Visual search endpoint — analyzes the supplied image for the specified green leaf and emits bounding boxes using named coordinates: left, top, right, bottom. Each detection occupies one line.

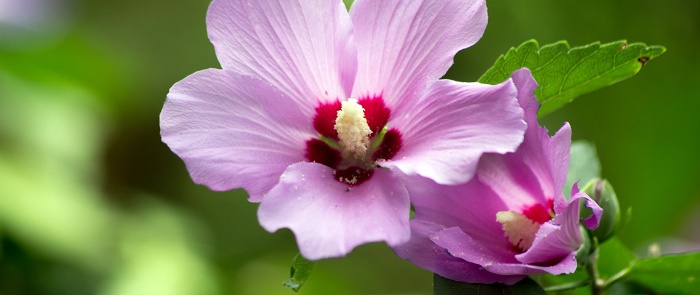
left=343, top=0, right=354, bottom=10
left=564, top=141, right=601, bottom=196
left=535, top=270, right=589, bottom=295
left=283, top=254, right=316, bottom=292
left=597, top=238, right=636, bottom=281
left=478, top=40, right=666, bottom=117
left=433, top=274, right=546, bottom=295
left=627, top=252, right=700, bottom=295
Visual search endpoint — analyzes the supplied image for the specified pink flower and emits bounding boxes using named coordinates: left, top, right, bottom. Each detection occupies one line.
left=160, top=0, right=526, bottom=260
left=392, top=69, right=603, bottom=284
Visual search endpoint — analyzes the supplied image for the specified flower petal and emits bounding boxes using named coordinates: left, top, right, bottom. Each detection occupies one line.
left=571, top=184, right=603, bottom=230
left=486, top=252, right=579, bottom=277
left=516, top=185, right=601, bottom=265
left=549, top=123, right=573, bottom=197
left=349, top=0, right=487, bottom=113
left=207, top=0, right=357, bottom=108
left=511, top=69, right=572, bottom=201
left=511, top=222, right=578, bottom=273
left=160, top=69, right=312, bottom=201
left=476, top=152, right=550, bottom=210
left=476, top=70, right=571, bottom=209
left=434, top=227, right=578, bottom=279
left=400, top=173, right=507, bottom=246
left=257, top=162, right=410, bottom=260
left=432, top=227, right=526, bottom=284
left=384, top=79, right=525, bottom=185
left=393, top=220, right=519, bottom=284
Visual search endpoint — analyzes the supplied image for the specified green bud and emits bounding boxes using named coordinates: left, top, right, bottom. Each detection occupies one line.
left=575, top=225, right=592, bottom=268
left=581, top=178, right=621, bottom=243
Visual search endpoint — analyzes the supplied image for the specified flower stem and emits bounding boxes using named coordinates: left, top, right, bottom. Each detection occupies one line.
left=543, top=279, right=590, bottom=292
left=587, top=249, right=604, bottom=295
left=602, top=266, right=632, bottom=289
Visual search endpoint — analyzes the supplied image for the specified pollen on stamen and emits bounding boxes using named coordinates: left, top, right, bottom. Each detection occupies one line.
left=334, top=99, right=372, bottom=160
left=496, top=211, right=541, bottom=251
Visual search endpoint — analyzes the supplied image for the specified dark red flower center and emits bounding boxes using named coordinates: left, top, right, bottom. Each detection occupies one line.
left=501, top=199, right=555, bottom=254
left=521, top=199, right=555, bottom=224
left=306, top=95, right=402, bottom=186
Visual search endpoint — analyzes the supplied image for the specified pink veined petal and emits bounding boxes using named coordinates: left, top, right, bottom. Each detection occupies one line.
left=513, top=222, right=578, bottom=270
left=518, top=86, right=571, bottom=201
left=516, top=185, right=602, bottom=265
left=257, top=162, right=411, bottom=260
left=160, top=69, right=313, bottom=202
left=399, top=173, right=508, bottom=246
left=548, top=123, right=573, bottom=196
left=484, top=252, right=579, bottom=278
left=569, top=184, right=603, bottom=230
left=349, top=0, right=488, bottom=114
left=476, top=69, right=571, bottom=209
left=510, top=69, right=571, bottom=200
left=510, top=68, right=541, bottom=126
left=434, top=227, right=578, bottom=279
left=207, top=0, right=357, bottom=110
left=476, top=152, right=550, bottom=210
left=432, top=227, right=526, bottom=284
left=392, top=220, right=521, bottom=285
left=384, top=79, right=525, bottom=185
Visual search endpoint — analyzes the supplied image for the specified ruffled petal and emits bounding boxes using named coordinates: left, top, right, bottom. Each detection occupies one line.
left=434, top=227, right=578, bottom=279
left=509, top=69, right=573, bottom=201
left=160, top=69, right=312, bottom=201
left=510, top=68, right=540, bottom=126
left=384, top=79, right=525, bottom=185
left=476, top=152, right=550, bottom=210
left=571, top=185, right=603, bottom=230
left=476, top=70, right=571, bottom=209
left=257, top=162, right=410, bottom=260
left=393, top=220, right=519, bottom=284
left=349, top=0, right=487, bottom=113
left=401, top=173, right=507, bottom=246
left=432, top=227, right=526, bottom=284
left=484, top=252, right=579, bottom=278
left=511, top=222, right=578, bottom=274
left=548, top=123, right=573, bottom=196
left=516, top=185, right=601, bottom=265
left=207, top=0, right=357, bottom=109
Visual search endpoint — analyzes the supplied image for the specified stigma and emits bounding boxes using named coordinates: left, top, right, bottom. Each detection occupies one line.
left=334, top=99, right=372, bottom=160
left=496, top=211, right=541, bottom=252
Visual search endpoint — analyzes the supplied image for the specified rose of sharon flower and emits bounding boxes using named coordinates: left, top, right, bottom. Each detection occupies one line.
left=393, top=69, right=603, bottom=284
left=160, top=0, right=526, bottom=260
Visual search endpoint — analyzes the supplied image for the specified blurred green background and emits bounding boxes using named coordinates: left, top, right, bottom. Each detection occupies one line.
left=0, top=0, right=697, bottom=294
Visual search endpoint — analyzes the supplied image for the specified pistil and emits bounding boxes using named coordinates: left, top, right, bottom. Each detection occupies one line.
left=496, top=211, right=541, bottom=251
left=334, top=99, right=372, bottom=161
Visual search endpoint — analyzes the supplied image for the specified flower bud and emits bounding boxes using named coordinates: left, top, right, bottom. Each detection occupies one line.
left=575, top=225, right=592, bottom=268
left=582, top=178, right=620, bottom=243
